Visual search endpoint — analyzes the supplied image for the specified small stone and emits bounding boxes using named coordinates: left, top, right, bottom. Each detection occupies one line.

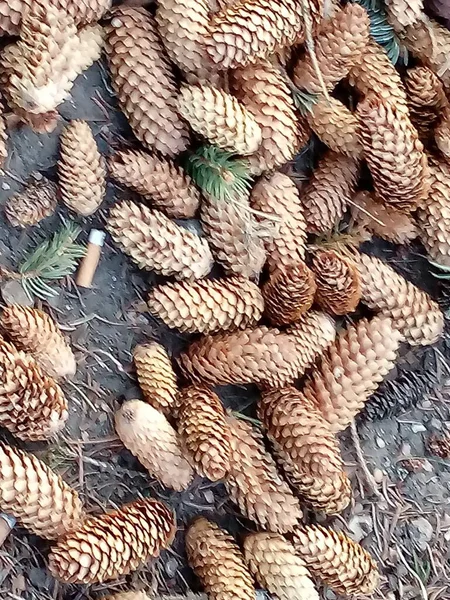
left=347, top=515, right=373, bottom=542
left=411, top=423, right=427, bottom=434
left=203, top=490, right=215, bottom=504
left=376, top=437, right=386, bottom=448
left=164, top=557, right=179, bottom=578
left=399, top=442, right=412, bottom=456
left=1, top=181, right=10, bottom=190
left=1, top=280, right=34, bottom=306
left=409, top=517, right=434, bottom=551
left=373, top=468, right=385, bottom=483
left=421, top=400, right=433, bottom=409
left=430, top=418, right=442, bottom=430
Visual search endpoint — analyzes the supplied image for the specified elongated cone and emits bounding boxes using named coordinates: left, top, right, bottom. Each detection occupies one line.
left=48, top=497, right=176, bottom=584
left=303, top=316, right=401, bottom=431
left=286, top=310, right=336, bottom=367
left=243, top=533, right=319, bottom=600
left=115, top=400, right=194, bottom=491
left=230, top=62, right=308, bottom=175
left=259, top=387, right=351, bottom=514
left=147, top=277, right=264, bottom=334
left=300, top=152, right=360, bottom=234
left=133, top=343, right=178, bottom=415
left=404, top=66, right=447, bottom=143
left=435, top=106, right=450, bottom=159
left=1, top=306, right=76, bottom=379
left=186, top=518, right=255, bottom=600
left=106, top=7, right=189, bottom=157
left=107, top=201, right=213, bottom=280
left=178, top=386, right=231, bottom=481
left=0, top=441, right=84, bottom=539
left=108, top=150, right=200, bottom=219
left=226, top=416, right=303, bottom=532
left=356, top=252, right=445, bottom=345
left=5, top=177, right=57, bottom=228
left=311, top=249, right=361, bottom=315
left=385, top=0, right=423, bottom=31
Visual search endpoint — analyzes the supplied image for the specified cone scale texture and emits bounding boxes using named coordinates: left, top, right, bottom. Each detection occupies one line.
left=133, top=343, right=178, bottom=414
left=5, top=177, right=57, bottom=228
left=286, top=310, right=336, bottom=368
left=404, top=66, right=447, bottom=143
left=385, top=0, right=423, bottom=31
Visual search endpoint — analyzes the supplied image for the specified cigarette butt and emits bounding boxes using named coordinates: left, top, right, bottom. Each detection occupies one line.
left=76, top=229, right=106, bottom=288
left=0, top=513, right=15, bottom=546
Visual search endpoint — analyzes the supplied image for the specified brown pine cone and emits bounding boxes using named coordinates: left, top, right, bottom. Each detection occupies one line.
left=108, top=149, right=200, bottom=219
left=0, top=441, right=84, bottom=539
left=107, top=201, right=213, bottom=280
left=303, top=316, right=401, bottom=432
left=106, top=7, right=189, bottom=157
left=292, top=525, right=379, bottom=596
left=300, top=152, right=360, bottom=234
left=186, top=518, right=255, bottom=600
left=311, top=249, right=361, bottom=315
left=226, top=416, right=303, bottom=533
left=428, top=435, right=450, bottom=459
left=1, top=305, right=76, bottom=380
left=385, top=0, right=422, bottom=31
left=286, top=310, right=336, bottom=367
left=4, top=177, right=57, bottom=228
left=243, top=532, right=319, bottom=600
left=133, top=343, right=178, bottom=415
left=48, top=497, right=176, bottom=584
left=147, top=277, right=264, bottom=334
left=59, top=120, right=106, bottom=216
left=178, top=385, right=231, bottom=481
left=435, top=106, right=450, bottom=159
left=404, top=66, right=447, bottom=143
left=115, top=399, right=194, bottom=491
left=262, top=263, right=316, bottom=326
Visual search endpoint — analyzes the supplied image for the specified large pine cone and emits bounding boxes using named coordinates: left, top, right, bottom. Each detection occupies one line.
left=404, top=66, right=447, bottom=143
left=385, top=0, right=423, bottom=31
left=4, top=177, right=57, bottom=228
left=133, top=343, right=178, bottom=415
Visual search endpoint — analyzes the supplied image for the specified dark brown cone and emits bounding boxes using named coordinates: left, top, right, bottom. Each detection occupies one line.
left=311, top=249, right=361, bottom=315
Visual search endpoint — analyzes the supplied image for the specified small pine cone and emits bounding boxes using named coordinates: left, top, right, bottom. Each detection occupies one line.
left=428, top=435, right=450, bottom=459
left=385, top=0, right=423, bottom=31
left=243, top=533, right=319, bottom=600
left=147, top=277, right=264, bottom=334
left=351, top=190, right=418, bottom=244
left=293, top=4, right=370, bottom=93
left=178, top=385, right=231, bottom=481
left=262, top=263, right=316, bottom=326
left=186, top=518, right=255, bottom=600
left=178, top=85, right=262, bottom=155
left=106, top=7, right=189, bottom=157
left=259, top=387, right=351, bottom=514
left=356, top=252, right=445, bottom=345
left=303, top=316, right=401, bottom=432
left=58, top=120, right=106, bottom=217
left=311, top=249, right=361, bottom=316
left=435, top=106, right=450, bottom=159
left=115, top=400, right=194, bottom=491
left=250, top=172, right=308, bottom=272
left=133, top=343, right=178, bottom=415
left=1, top=305, right=76, bottom=379
left=108, top=150, right=200, bottom=219
left=300, top=152, right=360, bottom=234
left=48, top=497, right=176, bottom=584
left=292, top=525, right=380, bottom=596
left=107, top=201, right=213, bottom=280
left=0, top=441, right=84, bottom=539
left=230, top=61, right=308, bottom=176
left=404, top=66, right=447, bottom=142
left=286, top=310, right=336, bottom=367
left=4, top=177, right=57, bottom=228
left=226, top=416, right=303, bottom=533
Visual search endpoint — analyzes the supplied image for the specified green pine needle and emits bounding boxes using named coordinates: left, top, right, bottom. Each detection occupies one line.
left=292, top=89, right=319, bottom=116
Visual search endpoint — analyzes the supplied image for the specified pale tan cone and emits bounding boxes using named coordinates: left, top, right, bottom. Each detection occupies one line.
left=107, top=201, right=214, bottom=280
left=4, top=177, right=58, bottom=228
left=226, top=416, right=303, bottom=533
left=302, top=316, right=402, bottom=432
left=435, top=106, right=450, bottom=159
left=1, top=305, right=76, bottom=379
left=59, top=120, right=106, bottom=216
left=286, top=310, right=336, bottom=365
left=115, top=400, right=194, bottom=491
left=404, top=65, right=447, bottom=142
left=243, top=533, right=319, bottom=600
left=356, top=252, right=445, bottom=345
left=106, top=7, right=189, bottom=157
left=0, top=441, right=84, bottom=539
left=385, top=0, right=423, bottom=31
left=133, top=343, right=178, bottom=415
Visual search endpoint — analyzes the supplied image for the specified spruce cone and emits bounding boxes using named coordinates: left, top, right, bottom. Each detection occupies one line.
left=356, top=252, right=445, bottom=345
left=230, top=61, right=308, bottom=175
left=292, top=525, right=380, bottom=596
left=115, top=400, right=194, bottom=491
left=428, top=435, right=450, bottom=459
left=186, top=518, right=255, bottom=600
left=147, top=277, right=264, bottom=334
left=286, top=310, right=336, bottom=367
left=243, top=533, right=319, bottom=600
left=58, top=120, right=106, bottom=216
left=0, top=441, right=84, bottom=539
left=4, top=177, right=57, bottom=228
left=303, top=316, right=401, bottom=432
left=178, top=385, right=231, bottom=481
left=108, top=149, right=200, bottom=219
left=385, top=0, right=423, bottom=31
left=226, top=416, right=303, bottom=533
left=133, top=343, right=178, bottom=415
left=106, top=7, right=189, bottom=157
left=300, top=152, right=360, bottom=234
left=404, top=66, right=447, bottom=142
left=178, top=84, right=262, bottom=155
left=435, top=107, right=450, bottom=159
left=107, top=201, right=213, bottom=280
left=262, top=263, right=316, bottom=326
left=1, top=306, right=76, bottom=380
left=311, top=249, right=361, bottom=316
left=259, top=387, right=351, bottom=514
left=48, top=497, right=176, bottom=584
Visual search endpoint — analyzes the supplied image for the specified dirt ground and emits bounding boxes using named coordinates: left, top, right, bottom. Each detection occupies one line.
left=1, top=57, right=450, bottom=600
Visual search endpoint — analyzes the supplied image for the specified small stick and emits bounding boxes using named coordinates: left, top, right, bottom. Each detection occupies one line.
left=350, top=421, right=382, bottom=499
